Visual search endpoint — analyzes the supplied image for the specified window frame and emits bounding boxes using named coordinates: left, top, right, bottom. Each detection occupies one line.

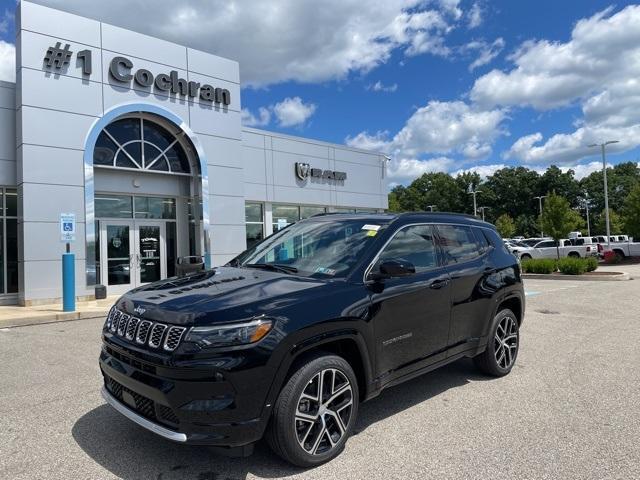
left=364, top=223, right=444, bottom=281
left=434, top=223, right=486, bottom=266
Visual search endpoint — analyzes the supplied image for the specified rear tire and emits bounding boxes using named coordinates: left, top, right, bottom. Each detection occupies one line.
left=568, top=252, right=580, bottom=258
left=613, top=249, right=625, bottom=261
left=474, top=309, right=519, bottom=377
left=266, top=354, right=359, bottom=467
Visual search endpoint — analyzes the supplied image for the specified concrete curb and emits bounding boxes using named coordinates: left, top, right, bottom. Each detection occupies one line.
left=0, top=309, right=109, bottom=329
left=523, top=272, right=631, bottom=281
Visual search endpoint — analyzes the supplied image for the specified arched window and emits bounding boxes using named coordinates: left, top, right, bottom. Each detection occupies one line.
left=93, top=117, right=192, bottom=173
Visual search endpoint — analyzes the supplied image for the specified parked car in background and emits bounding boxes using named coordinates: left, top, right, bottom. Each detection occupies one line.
left=521, top=237, right=550, bottom=247
left=530, top=239, right=598, bottom=259
left=504, top=240, right=537, bottom=260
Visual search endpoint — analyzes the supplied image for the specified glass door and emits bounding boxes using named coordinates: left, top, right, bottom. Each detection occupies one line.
left=135, top=222, right=166, bottom=285
left=100, top=221, right=135, bottom=295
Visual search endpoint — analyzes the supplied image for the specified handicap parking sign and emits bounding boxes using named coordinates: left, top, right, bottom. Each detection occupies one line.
left=60, top=213, right=76, bottom=242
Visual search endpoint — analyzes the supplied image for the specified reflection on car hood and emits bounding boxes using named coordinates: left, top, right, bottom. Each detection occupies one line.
left=116, top=266, right=328, bottom=326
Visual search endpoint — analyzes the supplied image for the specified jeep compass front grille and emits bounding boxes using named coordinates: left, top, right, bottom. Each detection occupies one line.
left=106, top=308, right=186, bottom=352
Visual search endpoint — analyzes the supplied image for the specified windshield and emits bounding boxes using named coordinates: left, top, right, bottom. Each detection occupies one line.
left=232, top=218, right=387, bottom=278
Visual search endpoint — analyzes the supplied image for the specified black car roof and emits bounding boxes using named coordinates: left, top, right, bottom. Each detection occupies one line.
left=309, top=211, right=495, bottom=228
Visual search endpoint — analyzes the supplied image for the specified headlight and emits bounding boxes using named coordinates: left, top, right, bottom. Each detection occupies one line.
left=185, top=318, right=273, bottom=348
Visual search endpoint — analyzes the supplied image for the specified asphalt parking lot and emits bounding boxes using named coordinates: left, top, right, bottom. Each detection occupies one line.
left=1, top=266, right=639, bottom=480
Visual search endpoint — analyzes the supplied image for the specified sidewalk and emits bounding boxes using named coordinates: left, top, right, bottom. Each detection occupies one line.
left=0, top=295, right=117, bottom=328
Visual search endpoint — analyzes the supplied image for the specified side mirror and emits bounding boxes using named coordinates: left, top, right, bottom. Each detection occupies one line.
left=370, top=259, right=415, bottom=280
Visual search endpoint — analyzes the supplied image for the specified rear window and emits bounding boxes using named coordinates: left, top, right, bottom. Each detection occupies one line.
left=437, top=225, right=480, bottom=264
left=473, top=227, right=491, bottom=253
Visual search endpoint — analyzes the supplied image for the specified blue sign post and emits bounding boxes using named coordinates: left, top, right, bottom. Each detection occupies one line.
left=60, top=213, right=76, bottom=312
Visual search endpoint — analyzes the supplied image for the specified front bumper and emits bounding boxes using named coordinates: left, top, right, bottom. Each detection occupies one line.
left=101, top=386, right=187, bottom=442
left=99, top=338, right=274, bottom=448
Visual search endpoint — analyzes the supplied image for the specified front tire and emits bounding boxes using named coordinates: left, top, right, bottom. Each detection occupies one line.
left=520, top=254, right=532, bottom=260
left=266, top=354, right=359, bottom=467
left=474, top=309, right=519, bottom=377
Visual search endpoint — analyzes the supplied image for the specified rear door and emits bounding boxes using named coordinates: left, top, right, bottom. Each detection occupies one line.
left=436, top=225, right=494, bottom=349
left=368, top=224, right=451, bottom=378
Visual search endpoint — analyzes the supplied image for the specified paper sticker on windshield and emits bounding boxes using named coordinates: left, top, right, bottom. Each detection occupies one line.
left=366, top=230, right=378, bottom=237
left=361, top=224, right=380, bottom=231
left=315, top=267, right=336, bottom=276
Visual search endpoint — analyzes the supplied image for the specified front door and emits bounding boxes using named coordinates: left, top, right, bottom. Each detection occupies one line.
left=100, top=221, right=167, bottom=294
left=368, top=224, right=451, bottom=380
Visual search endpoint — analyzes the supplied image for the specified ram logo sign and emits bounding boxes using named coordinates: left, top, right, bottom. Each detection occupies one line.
left=295, top=162, right=347, bottom=182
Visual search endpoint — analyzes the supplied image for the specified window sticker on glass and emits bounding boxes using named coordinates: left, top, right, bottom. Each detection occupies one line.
left=365, top=230, right=378, bottom=237
left=315, top=266, right=336, bottom=276
left=361, top=224, right=381, bottom=231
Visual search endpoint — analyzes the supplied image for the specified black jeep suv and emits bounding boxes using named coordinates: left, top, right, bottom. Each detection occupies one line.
left=100, top=212, right=524, bottom=467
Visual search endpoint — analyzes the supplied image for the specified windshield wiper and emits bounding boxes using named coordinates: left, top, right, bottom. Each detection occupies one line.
left=244, top=263, right=299, bottom=274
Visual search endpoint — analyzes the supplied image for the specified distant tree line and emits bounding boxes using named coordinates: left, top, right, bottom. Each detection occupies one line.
left=388, top=162, right=640, bottom=239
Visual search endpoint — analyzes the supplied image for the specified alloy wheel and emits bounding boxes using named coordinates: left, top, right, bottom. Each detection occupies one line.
left=494, top=315, right=518, bottom=369
left=294, top=368, right=354, bottom=455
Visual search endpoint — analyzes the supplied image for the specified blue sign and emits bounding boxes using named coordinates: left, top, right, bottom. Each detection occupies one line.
left=60, top=213, right=76, bottom=242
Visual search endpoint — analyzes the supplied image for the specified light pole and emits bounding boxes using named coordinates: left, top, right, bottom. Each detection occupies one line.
left=533, top=195, right=547, bottom=237
left=588, top=140, right=619, bottom=250
left=467, top=185, right=481, bottom=217
left=581, top=196, right=591, bottom=237
left=426, top=205, right=436, bottom=212
left=477, top=206, right=489, bottom=221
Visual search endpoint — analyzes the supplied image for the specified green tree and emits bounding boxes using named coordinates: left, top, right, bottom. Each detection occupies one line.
left=622, top=184, right=640, bottom=240
left=580, top=162, right=640, bottom=213
left=538, top=166, right=581, bottom=207
left=495, top=214, right=516, bottom=238
left=539, top=193, right=582, bottom=258
left=593, top=208, right=624, bottom=235
left=515, top=214, right=539, bottom=238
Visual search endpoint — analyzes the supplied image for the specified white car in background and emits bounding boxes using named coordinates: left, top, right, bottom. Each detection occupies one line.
left=504, top=240, right=537, bottom=260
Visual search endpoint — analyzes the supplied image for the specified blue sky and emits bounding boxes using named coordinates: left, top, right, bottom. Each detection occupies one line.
left=1, top=0, right=639, bottom=186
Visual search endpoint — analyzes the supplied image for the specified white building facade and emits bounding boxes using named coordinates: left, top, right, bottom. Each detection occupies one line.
left=0, top=1, right=388, bottom=305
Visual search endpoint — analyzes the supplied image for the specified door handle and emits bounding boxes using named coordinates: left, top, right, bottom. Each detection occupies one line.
left=429, top=278, right=450, bottom=289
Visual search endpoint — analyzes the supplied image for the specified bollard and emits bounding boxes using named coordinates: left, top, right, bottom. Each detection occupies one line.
left=62, top=247, right=75, bottom=312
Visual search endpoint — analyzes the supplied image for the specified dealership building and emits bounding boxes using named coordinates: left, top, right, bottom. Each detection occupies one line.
left=0, top=1, right=388, bottom=305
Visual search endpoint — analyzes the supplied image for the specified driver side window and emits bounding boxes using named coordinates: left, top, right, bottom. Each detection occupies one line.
left=376, top=225, right=438, bottom=273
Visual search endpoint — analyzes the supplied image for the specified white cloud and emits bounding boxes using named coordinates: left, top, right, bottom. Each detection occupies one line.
left=366, top=81, right=398, bottom=92
left=242, top=97, right=317, bottom=128
left=389, top=100, right=507, bottom=158
left=241, top=107, right=271, bottom=127
left=562, top=161, right=608, bottom=180
left=36, top=0, right=469, bottom=87
left=345, top=130, right=391, bottom=152
left=387, top=156, right=455, bottom=184
left=272, top=97, right=317, bottom=128
left=0, top=41, right=15, bottom=82
left=475, top=5, right=640, bottom=165
left=471, top=5, right=640, bottom=109
left=467, top=2, right=483, bottom=29
left=465, top=38, right=504, bottom=71
left=451, top=163, right=507, bottom=178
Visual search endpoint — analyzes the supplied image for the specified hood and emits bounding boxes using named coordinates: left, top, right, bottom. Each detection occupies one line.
left=116, top=266, right=329, bottom=326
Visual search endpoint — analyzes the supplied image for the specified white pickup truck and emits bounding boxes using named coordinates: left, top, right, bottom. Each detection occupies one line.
left=529, top=239, right=599, bottom=259
left=591, top=237, right=640, bottom=259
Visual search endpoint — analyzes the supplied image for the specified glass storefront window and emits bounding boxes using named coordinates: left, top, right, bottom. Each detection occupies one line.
left=245, top=203, right=264, bottom=250
left=95, top=195, right=133, bottom=218
left=273, top=205, right=299, bottom=231
left=5, top=189, right=16, bottom=217
left=134, top=197, right=176, bottom=219
left=300, top=206, right=326, bottom=219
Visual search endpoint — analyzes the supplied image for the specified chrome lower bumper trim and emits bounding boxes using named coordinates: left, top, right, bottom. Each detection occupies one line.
left=101, top=386, right=187, bottom=442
